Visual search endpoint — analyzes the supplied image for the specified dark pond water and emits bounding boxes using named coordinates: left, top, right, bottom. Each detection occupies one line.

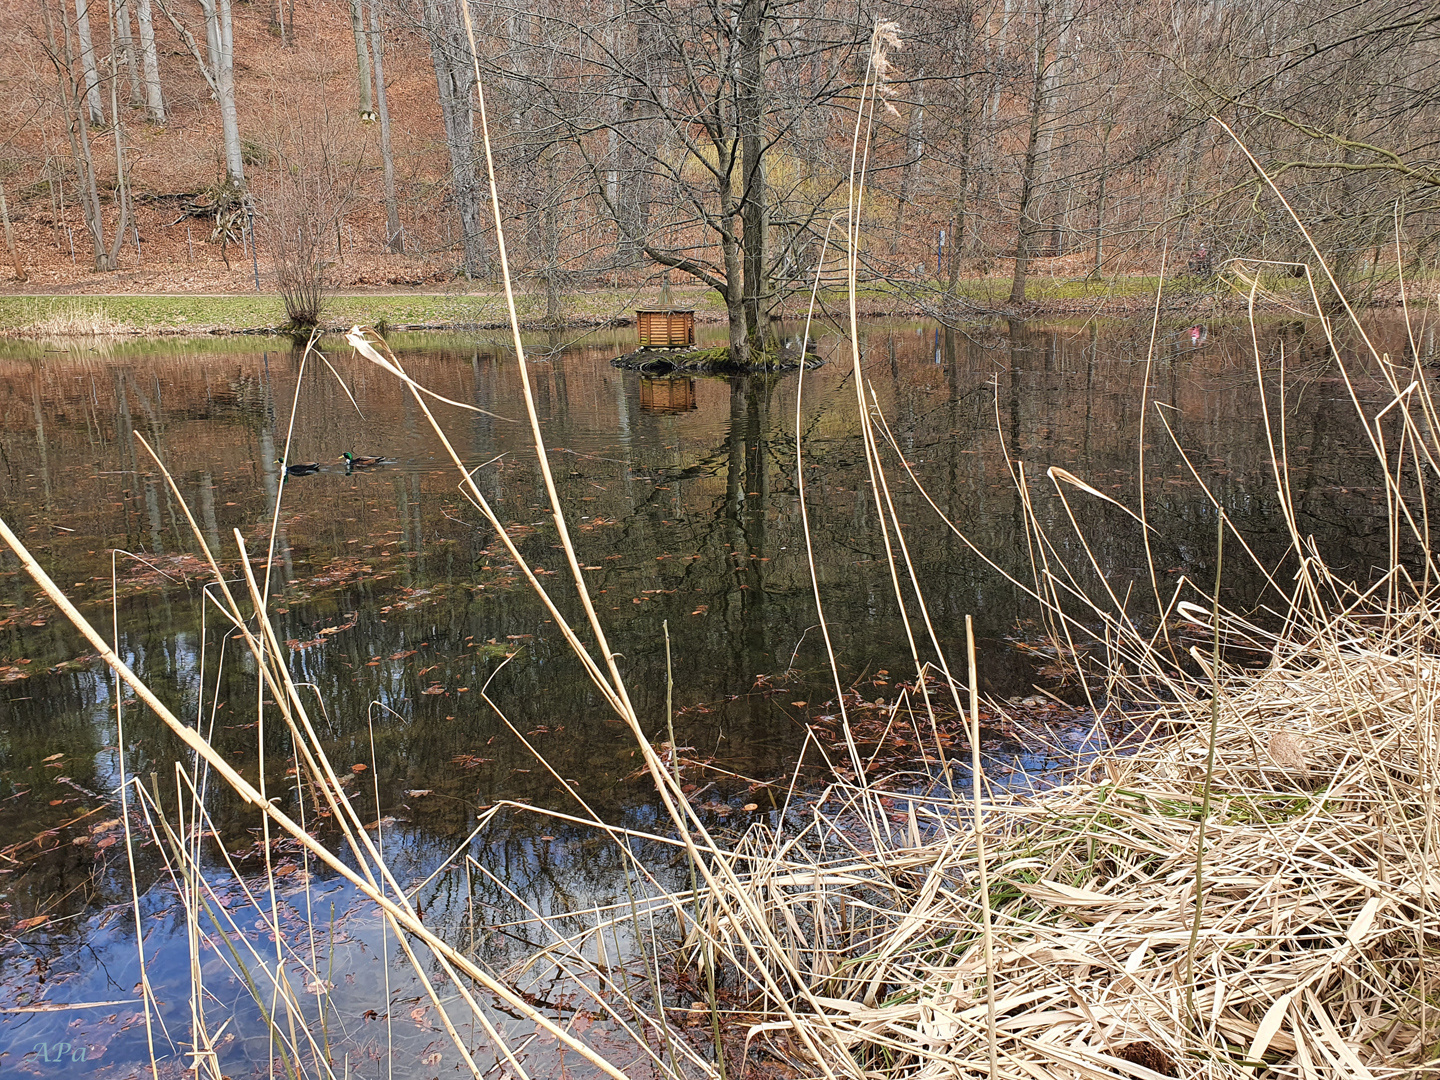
left=0, top=313, right=1429, bottom=1078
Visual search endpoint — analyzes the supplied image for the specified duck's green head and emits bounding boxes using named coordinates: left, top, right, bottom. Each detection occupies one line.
left=340, top=452, right=355, bottom=462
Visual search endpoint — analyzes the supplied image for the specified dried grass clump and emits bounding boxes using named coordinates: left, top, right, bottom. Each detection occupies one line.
left=674, top=593, right=1438, bottom=1078
left=23, top=301, right=131, bottom=337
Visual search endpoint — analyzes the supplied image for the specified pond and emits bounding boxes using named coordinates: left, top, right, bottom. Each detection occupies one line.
left=0, top=313, right=1426, bottom=1079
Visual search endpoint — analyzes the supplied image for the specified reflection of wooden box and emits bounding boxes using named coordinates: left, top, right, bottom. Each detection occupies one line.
left=640, top=377, right=697, bottom=413
left=636, top=309, right=695, bottom=348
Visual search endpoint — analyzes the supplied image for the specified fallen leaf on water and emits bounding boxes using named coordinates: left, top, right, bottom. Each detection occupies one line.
left=15, top=915, right=49, bottom=931
left=42, top=752, right=65, bottom=762
left=351, top=763, right=368, bottom=773
left=405, top=789, right=433, bottom=798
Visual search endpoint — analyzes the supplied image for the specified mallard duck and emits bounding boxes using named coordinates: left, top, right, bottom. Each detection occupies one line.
left=276, top=458, right=321, bottom=476
left=340, top=452, right=394, bottom=469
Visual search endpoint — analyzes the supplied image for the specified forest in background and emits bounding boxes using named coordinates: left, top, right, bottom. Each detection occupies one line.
left=0, top=0, right=1437, bottom=325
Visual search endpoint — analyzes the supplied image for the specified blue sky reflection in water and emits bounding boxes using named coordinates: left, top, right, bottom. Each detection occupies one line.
left=0, top=314, right=1429, bottom=1078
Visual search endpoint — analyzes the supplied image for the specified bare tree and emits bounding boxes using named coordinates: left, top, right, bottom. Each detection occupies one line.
left=155, top=0, right=245, bottom=188
left=256, top=112, right=363, bottom=328
left=134, top=0, right=164, bottom=123
left=369, top=0, right=402, bottom=251
left=1009, top=0, right=1076, bottom=303
left=349, top=0, right=375, bottom=118
left=491, top=0, right=869, bottom=365
left=1161, top=0, right=1440, bottom=300
left=73, top=0, right=105, bottom=126
left=114, top=0, right=143, bottom=107
left=40, top=0, right=129, bottom=271
left=0, top=183, right=27, bottom=282
left=420, top=0, right=489, bottom=277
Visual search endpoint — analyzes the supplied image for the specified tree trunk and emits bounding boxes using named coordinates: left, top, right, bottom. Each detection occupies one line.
left=948, top=9, right=976, bottom=292
left=104, top=7, right=131, bottom=271
left=603, top=0, right=620, bottom=262
left=214, top=0, right=244, bottom=187
left=721, top=196, right=750, bottom=367
left=1093, top=114, right=1113, bottom=274
left=737, top=0, right=767, bottom=346
left=134, top=0, right=164, bottom=123
left=201, top=0, right=220, bottom=80
left=1009, top=1, right=1050, bottom=305
left=541, top=141, right=562, bottom=326
left=188, top=0, right=244, bottom=186
left=349, top=0, right=374, bottom=118
left=895, top=70, right=924, bottom=244
left=368, top=0, right=401, bottom=251
left=43, top=0, right=112, bottom=269
left=423, top=0, right=487, bottom=277
left=115, top=0, right=144, bottom=106
left=0, top=183, right=27, bottom=282
left=74, top=0, right=105, bottom=126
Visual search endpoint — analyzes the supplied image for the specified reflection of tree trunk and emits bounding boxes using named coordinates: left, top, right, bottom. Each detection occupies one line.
left=199, top=470, right=221, bottom=553
left=30, top=370, right=53, bottom=512
left=368, top=0, right=401, bottom=251
left=724, top=376, right=771, bottom=672
left=112, top=369, right=139, bottom=546
left=1005, top=320, right=1042, bottom=606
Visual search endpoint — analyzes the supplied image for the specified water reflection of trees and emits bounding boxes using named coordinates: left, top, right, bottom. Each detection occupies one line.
left=0, top=318, right=1428, bottom=900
